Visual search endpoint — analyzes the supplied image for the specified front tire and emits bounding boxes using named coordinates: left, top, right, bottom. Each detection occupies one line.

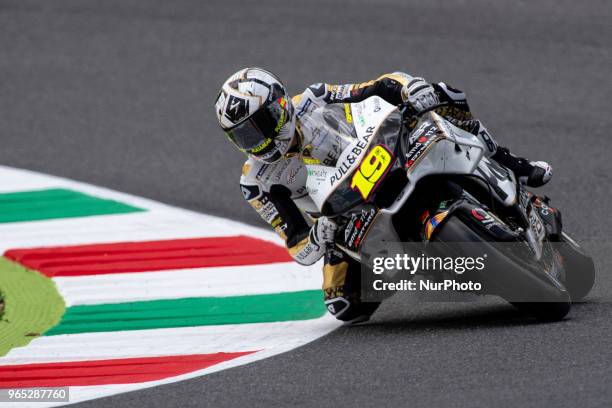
left=431, top=216, right=571, bottom=321
left=558, top=232, right=595, bottom=301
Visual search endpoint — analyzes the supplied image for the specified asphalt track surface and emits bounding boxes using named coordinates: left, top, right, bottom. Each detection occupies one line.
left=1, top=1, right=612, bottom=407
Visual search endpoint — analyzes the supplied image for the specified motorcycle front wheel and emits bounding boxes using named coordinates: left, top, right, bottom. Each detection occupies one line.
left=431, top=216, right=571, bottom=321
left=557, top=231, right=595, bottom=302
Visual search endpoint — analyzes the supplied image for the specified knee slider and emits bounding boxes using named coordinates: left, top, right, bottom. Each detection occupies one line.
left=324, top=297, right=352, bottom=320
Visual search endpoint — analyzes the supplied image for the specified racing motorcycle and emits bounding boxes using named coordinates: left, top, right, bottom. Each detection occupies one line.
left=302, top=96, right=595, bottom=321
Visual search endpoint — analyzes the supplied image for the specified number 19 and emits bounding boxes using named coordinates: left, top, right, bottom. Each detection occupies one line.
left=351, top=145, right=393, bottom=200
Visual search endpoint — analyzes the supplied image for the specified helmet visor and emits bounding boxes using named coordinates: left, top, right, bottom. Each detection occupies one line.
left=225, top=96, right=289, bottom=154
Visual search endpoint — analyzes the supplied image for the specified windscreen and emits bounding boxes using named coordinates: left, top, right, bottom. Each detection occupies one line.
left=301, top=103, right=403, bottom=216
left=298, top=103, right=358, bottom=168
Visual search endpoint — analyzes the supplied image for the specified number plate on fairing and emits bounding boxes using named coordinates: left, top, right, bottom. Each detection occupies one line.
left=305, top=96, right=397, bottom=214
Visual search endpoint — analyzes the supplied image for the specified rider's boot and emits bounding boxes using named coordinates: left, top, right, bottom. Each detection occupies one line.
left=473, top=123, right=552, bottom=188
left=492, top=146, right=553, bottom=188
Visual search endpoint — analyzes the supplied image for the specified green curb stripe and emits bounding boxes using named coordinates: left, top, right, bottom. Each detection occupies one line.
left=0, top=257, right=65, bottom=356
left=46, top=290, right=326, bottom=335
left=0, top=188, right=144, bottom=223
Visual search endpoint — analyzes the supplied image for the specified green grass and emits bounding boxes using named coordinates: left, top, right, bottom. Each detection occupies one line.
left=0, top=257, right=65, bottom=356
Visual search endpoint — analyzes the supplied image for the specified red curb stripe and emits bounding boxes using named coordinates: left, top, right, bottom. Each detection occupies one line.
left=5, top=236, right=292, bottom=277
left=0, top=352, right=256, bottom=388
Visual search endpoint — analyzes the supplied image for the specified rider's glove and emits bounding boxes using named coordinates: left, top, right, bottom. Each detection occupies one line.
left=401, top=77, right=440, bottom=113
left=310, top=216, right=337, bottom=249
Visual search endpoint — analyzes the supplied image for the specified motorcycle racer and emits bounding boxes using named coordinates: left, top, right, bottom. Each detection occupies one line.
left=214, top=67, right=553, bottom=323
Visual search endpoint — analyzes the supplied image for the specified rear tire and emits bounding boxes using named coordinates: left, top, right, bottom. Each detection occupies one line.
left=432, top=216, right=571, bottom=321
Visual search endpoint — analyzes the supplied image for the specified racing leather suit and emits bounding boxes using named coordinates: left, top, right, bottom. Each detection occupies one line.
left=239, top=72, right=499, bottom=322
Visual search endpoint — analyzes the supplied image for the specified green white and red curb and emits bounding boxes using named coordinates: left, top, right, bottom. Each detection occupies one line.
left=0, top=165, right=340, bottom=406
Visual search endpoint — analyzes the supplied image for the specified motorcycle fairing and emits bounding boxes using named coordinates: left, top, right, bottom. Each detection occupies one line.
left=304, top=96, right=398, bottom=215
left=435, top=197, right=519, bottom=243
left=335, top=203, right=379, bottom=255
left=475, top=156, right=518, bottom=207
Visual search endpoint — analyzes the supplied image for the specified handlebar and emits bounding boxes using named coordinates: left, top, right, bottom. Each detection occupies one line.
left=398, top=100, right=450, bottom=122
left=394, top=103, right=420, bottom=167
left=394, top=101, right=452, bottom=167
left=398, top=102, right=419, bottom=122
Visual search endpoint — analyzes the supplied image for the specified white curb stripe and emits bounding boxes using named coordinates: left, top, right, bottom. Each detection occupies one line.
left=0, top=316, right=338, bottom=366
left=54, top=263, right=322, bottom=306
